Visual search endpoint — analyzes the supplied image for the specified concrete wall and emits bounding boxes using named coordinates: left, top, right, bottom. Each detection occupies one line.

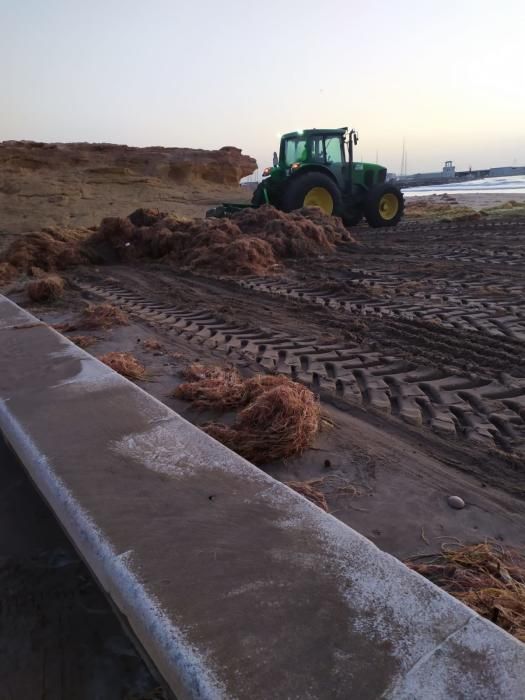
left=488, top=166, right=525, bottom=177
left=1, top=294, right=524, bottom=699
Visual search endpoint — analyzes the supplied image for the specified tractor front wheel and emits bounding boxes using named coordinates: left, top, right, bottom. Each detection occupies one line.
left=364, top=184, right=404, bottom=227
left=282, top=172, right=342, bottom=217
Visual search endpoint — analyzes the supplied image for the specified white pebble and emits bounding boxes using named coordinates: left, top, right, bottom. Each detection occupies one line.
left=447, top=495, right=465, bottom=509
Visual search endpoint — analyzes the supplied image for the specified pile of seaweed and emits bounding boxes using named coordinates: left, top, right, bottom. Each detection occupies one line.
left=1, top=205, right=355, bottom=279
left=173, top=364, right=320, bottom=464
left=408, top=542, right=525, bottom=642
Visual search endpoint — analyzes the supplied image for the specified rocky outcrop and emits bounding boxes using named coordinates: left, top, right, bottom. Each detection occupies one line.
left=0, top=141, right=256, bottom=234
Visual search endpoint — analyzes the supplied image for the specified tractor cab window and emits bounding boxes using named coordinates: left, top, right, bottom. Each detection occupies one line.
left=324, top=136, right=344, bottom=164
left=310, top=135, right=326, bottom=163
left=310, top=135, right=345, bottom=164
left=284, top=137, right=307, bottom=166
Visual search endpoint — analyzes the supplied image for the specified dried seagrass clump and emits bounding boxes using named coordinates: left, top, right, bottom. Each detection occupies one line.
left=408, top=542, right=525, bottom=642
left=26, top=274, right=65, bottom=302
left=175, top=364, right=320, bottom=464
left=99, top=351, right=146, bottom=380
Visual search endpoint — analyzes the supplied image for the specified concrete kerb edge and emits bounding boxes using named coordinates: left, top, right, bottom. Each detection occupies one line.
left=0, top=297, right=228, bottom=697
left=0, top=404, right=229, bottom=699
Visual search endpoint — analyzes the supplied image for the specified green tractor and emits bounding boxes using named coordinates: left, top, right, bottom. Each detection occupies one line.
left=206, top=127, right=404, bottom=227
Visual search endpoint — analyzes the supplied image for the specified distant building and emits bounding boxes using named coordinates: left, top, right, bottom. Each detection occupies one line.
left=442, top=160, right=455, bottom=178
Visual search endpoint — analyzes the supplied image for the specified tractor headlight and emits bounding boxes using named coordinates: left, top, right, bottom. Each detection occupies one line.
left=291, top=162, right=301, bottom=171
left=262, top=167, right=272, bottom=177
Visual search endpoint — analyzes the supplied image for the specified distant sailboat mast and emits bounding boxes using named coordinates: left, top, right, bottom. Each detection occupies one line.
left=400, top=138, right=408, bottom=176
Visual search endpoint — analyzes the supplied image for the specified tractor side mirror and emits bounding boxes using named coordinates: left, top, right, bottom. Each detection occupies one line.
left=272, top=151, right=278, bottom=167
left=353, top=133, right=358, bottom=146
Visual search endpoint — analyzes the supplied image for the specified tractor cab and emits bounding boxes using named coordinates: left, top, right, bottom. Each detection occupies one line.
left=279, top=128, right=349, bottom=186
left=268, top=128, right=368, bottom=198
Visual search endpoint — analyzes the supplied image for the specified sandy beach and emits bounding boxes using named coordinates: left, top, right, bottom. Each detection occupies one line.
left=405, top=190, right=525, bottom=210
left=453, top=191, right=525, bottom=210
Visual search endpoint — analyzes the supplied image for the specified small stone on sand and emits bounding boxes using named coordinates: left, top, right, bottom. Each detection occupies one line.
left=447, top=495, right=465, bottom=510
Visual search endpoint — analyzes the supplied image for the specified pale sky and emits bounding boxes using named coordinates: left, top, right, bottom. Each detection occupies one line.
left=2, top=0, right=524, bottom=175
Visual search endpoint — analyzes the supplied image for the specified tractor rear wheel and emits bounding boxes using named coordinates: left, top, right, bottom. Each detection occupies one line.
left=282, top=172, right=342, bottom=217
left=251, top=182, right=268, bottom=207
left=364, top=184, right=404, bottom=227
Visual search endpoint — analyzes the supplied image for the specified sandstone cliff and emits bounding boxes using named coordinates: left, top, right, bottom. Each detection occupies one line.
left=0, top=141, right=256, bottom=234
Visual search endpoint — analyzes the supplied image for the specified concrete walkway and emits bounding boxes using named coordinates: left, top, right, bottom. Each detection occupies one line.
left=1, top=294, right=524, bottom=699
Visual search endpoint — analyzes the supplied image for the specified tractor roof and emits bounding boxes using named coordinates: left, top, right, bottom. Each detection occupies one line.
left=281, top=128, right=347, bottom=139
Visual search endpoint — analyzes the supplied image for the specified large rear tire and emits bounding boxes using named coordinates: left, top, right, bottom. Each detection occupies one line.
left=364, top=184, right=404, bottom=228
left=251, top=182, right=268, bottom=207
left=282, top=172, right=342, bottom=217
